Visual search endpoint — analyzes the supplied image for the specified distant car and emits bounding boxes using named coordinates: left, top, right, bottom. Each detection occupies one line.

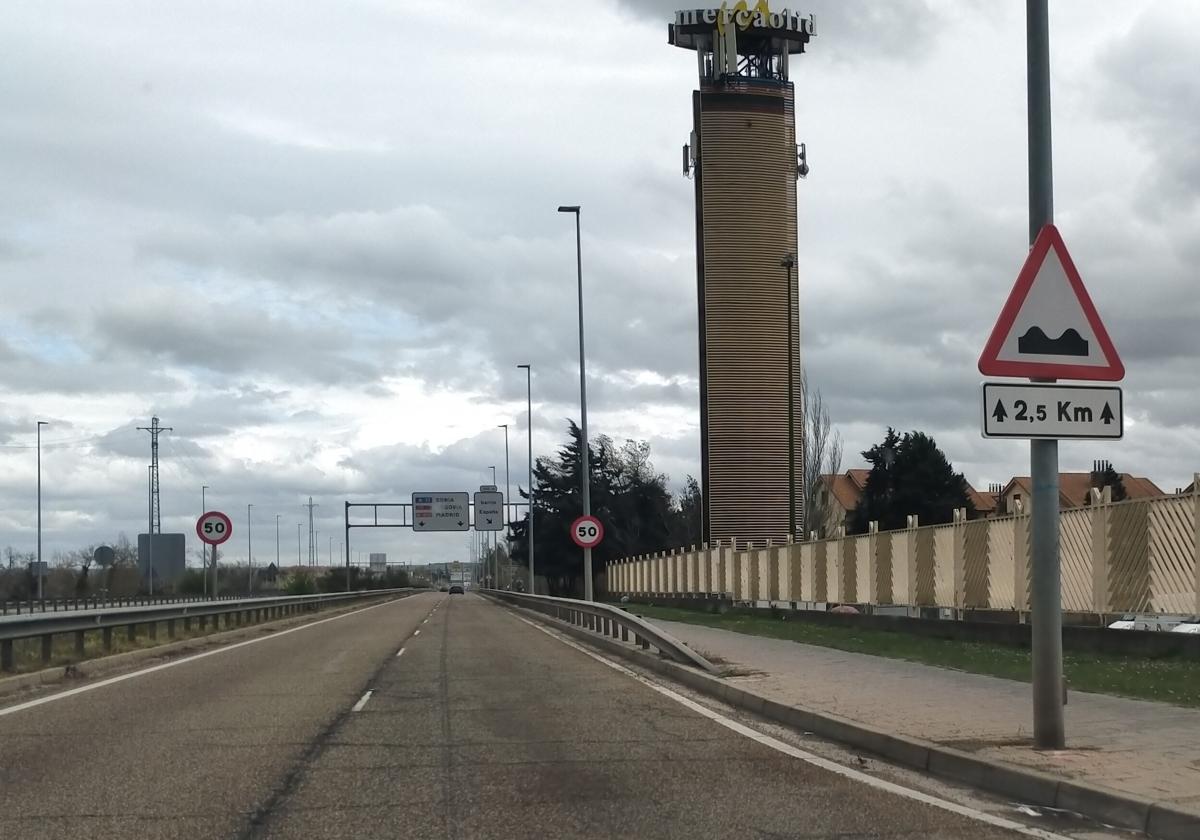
left=1170, top=622, right=1200, bottom=634
left=448, top=584, right=464, bottom=594
left=438, top=585, right=449, bottom=592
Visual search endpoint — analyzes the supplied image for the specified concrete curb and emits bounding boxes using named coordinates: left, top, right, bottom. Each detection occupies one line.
left=503, top=600, right=1200, bottom=840
left=0, top=592, right=412, bottom=701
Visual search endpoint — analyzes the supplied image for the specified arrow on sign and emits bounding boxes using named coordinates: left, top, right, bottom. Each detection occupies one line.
left=417, top=521, right=426, bottom=528
left=485, top=518, right=493, bottom=524
left=457, top=520, right=464, bottom=527
left=992, top=401, right=1008, bottom=422
left=1101, top=403, right=1115, bottom=425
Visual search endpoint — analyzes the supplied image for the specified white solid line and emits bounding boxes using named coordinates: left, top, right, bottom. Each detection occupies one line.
left=395, top=647, right=406, bottom=658
left=511, top=615, right=1075, bottom=840
left=351, top=689, right=373, bottom=712
left=0, top=598, right=404, bottom=719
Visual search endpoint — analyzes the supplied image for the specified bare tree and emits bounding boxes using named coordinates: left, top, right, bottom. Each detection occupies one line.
left=801, top=367, right=843, bottom=539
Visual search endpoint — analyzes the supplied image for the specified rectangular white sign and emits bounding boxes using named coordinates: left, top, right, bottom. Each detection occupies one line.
left=474, top=491, right=504, bottom=531
left=412, top=492, right=470, bottom=532
left=981, top=383, right=1122, bottom=440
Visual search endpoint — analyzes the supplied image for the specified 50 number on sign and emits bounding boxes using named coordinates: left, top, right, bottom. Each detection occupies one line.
left=570, top=515, right=604, bottom=549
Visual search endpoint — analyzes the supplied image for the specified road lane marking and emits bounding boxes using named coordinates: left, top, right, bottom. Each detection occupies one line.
left=512, top=615, right=1076, bottom=840
left=0, top=597, right=411, bottom=719
left=413, top=629, right=421, bottom=636
left=351, top=690, right=373, bottom=712
left=396, top=647, right=406, bottom=658
left=422, top=618, right=428, bottom=624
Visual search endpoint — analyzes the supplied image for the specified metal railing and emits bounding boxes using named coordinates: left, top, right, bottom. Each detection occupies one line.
left=0, top=589, right=414, bottom=672
left=2, top=594, right=244, bottom=616
left=486, top=590, right=717, bottom=673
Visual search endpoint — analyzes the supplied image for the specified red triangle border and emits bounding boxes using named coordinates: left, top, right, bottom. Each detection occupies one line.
left=978, top=224, right=1124, bottom=381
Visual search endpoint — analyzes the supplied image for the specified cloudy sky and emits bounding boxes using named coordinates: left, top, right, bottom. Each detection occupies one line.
left=1, top=0, right=1196, bottom=566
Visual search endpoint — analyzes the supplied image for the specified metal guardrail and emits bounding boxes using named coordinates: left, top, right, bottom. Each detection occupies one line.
left=2, top=594, right=243, bottom=616
left=486, top=590, right=718, bottom=673
left=0, top=589, right=414, bottom=672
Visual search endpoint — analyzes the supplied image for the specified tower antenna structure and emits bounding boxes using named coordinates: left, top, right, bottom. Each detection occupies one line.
left=305, top=497, right=319, bottom=566
left=137, top=416, right=173, bottom=533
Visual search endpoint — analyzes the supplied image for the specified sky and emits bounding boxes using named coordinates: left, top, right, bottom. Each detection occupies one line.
left=1, top=0, right=1197, bottom=567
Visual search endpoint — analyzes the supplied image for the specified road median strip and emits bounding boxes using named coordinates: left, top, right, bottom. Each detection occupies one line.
left=499, top=598, right=1199, bottom=840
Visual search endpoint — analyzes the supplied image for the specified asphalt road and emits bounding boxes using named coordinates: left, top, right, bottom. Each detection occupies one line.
left=0, top=592, right=1090, bottom=839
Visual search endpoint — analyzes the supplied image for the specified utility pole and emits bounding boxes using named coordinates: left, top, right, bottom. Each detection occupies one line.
left=275, top=514, right=281, bottom=572
left=781, top=254, right=797, bottom=542
left=558, top=204, right=593, bottom=600
left=499, top=424, right=511, bottom=588
left=36, top=420, right=48, bottom=601
left=137, top=416, right=172, bottom=534
left=1027, top=0, right=1065, bottom=750
left=518, top=364, right=535, bottom=593
left=201, top=485, right=209, bottom=597
left=247, top=503, right=254, bottom=594
left=305, top=497, right=318, bottom=566
left=138, top=416, right=171, bottom=595
left=297, top=523, right=302, bottom=565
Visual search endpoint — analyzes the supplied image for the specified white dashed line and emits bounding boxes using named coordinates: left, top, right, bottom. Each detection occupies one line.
left=395, top=647, right=406, bottom=658
left=413, top=629, right=421, bottom=636
left=511, top=614, right=1076, bottom=840
left=351, top=690, right=373, bottom=712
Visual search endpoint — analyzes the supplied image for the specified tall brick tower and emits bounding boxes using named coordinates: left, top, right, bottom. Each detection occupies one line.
left=670, top=6, right=814, bottom=545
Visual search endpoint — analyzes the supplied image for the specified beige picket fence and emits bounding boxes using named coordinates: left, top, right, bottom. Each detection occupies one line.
left=608, top=488, right=1200, bottom=615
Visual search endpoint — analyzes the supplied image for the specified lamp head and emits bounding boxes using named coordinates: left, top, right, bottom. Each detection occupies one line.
left=557, top=205, right=580, bottom=214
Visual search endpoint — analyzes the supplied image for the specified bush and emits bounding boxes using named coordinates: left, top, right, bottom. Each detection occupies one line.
left=284, top=573, right=317, bottom=595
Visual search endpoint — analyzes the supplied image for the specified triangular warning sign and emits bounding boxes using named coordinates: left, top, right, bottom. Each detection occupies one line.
left=978, top=224, right=1123, bottom=381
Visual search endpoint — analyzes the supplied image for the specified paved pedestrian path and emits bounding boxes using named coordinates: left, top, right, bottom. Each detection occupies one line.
left=647, top=617, right=1200, bottom=816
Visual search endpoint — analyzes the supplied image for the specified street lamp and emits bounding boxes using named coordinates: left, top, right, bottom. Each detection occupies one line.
left=499, top=424, right=511, bottom=588
left=246, top=503, right=254, bottom=594
left=487, top=466, right=497, bottom=585
left=297, top=523, right=302, bottom=565
left=36, top=420, right=48, bottom=601
left=517, top=364, right=534, bottom=593
left=201, top=485, right=209, bottom=597
left=781, top=253, right=797, bottom=542
left=275, top=514, right=281, bottom=572
left=558, top=204, right=593, bottom=601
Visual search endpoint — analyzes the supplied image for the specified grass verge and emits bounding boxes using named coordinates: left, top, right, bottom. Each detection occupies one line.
left=622, top=603, right=1200, bottom=708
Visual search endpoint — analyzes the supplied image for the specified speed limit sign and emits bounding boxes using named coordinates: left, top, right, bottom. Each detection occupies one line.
left=196, top=510, right=233, bottom=546
left=570, top=515, right=604, bottom=549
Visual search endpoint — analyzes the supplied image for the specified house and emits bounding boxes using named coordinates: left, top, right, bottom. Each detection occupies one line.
left=812, top=469, right=870, bottom=537
left=997, top=462, right=1166, bottom=515
left=814, top=469, right=995, bottom=536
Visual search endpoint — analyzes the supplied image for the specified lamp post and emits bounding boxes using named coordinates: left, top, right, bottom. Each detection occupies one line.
left=36, top=420, right=48, bottom=601
left=499, top=424, right=511, bottom=588
left=558, top=204, right=593, bottom=601
left=781, top=253, right=797, bottom=541
left=201, top=485, right=209, bottom=597
left=487, top=465, right=497, bottom=585
left=297, top=523, right=302, bottom=565
left=275, top=514, right=281, bottom=573
left=246, top=504, right=253, bottom=594
left=517, top=364, right=534, bottom=593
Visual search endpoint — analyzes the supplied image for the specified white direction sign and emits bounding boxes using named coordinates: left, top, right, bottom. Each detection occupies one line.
left=982, top=383, right=1122, bottom=440
left=412, top=492, right=469, bottom=532
left=473, top=491, right=504, bottom=531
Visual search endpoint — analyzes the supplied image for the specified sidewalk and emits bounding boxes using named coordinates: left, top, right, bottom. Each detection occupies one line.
left=647, top=617, right=1200, bottom=818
